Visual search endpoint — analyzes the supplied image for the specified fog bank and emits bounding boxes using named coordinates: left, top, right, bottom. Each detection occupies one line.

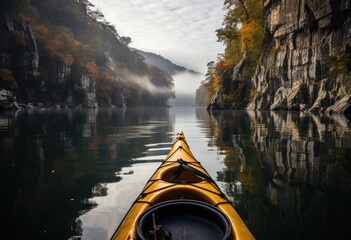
left=169, top=72, right=204, bottom=107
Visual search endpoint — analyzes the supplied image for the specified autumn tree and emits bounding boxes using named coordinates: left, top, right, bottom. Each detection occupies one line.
left=217, top=0, right=264, bottom=64
left=200, top=0, right=264, bottom=108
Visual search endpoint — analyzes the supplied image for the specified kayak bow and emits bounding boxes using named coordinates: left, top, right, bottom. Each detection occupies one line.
left=111, top=131, right=255, bottom=240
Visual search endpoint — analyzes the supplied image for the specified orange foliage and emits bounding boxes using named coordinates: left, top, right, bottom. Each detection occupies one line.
left=34, top=24, right=77, bottom=65
left=50, top=36, right=64, bottom=50
left=87, top=59, right=99, bottom=78
left=59, top=27, right=78, bottom=52
left=34, top=24, right=50, bottom=37
left=45, top=36, right=74, bottom=65
left=61, top=54, right=74, bottom=65
left=214, top=59, right=229, bottom=72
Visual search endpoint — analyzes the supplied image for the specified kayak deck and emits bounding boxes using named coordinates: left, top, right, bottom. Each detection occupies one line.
left=111, top=131, right=255, bottom=240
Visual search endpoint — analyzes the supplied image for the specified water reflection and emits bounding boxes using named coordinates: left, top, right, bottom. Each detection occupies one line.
left=1, top=108, right=350, bottom=240
left=0, top=108, right=173, bottom=240
left=208, top=110, right=351, bottom=240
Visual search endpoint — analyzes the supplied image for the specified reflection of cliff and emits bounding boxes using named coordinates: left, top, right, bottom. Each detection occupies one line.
left=247, top=110, right=351, bottom=192
left=210, top=110, right=351, bottom=239
left=0, top=109, right=128, bottom=239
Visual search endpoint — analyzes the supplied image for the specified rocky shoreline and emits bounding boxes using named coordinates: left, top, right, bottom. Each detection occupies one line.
left=0, top=88, right=125, bottom=111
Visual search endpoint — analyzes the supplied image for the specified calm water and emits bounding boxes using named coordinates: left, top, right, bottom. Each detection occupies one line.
left=0, top=108, right=350, bottom=240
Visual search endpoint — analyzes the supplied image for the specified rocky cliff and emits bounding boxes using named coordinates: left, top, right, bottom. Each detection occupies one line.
left=0, top=16, right=39, bottom=108
left=0, top=15, right=122, bottom=109
left=206, top=0, right=351, bottom=115
left=0, top=0, right=174, bottom=110
left=248, top=0, right=351, bottom=114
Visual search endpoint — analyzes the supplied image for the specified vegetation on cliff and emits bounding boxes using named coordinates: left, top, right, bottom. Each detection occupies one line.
left=0, top=0, right=175, bottom=108
left=198, top=0, right=351, bottom=114
left=196, top=0, right=264, bottom=107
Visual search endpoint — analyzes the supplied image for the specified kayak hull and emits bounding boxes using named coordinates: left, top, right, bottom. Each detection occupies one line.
left=111, top=131, right=255, bottom=240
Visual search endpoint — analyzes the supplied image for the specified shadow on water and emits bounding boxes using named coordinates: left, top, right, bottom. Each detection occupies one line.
left=206, top=110, right=351, bottom=240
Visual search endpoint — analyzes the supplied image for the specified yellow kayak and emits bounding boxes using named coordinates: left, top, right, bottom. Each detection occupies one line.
left=111, top=131, right=255, bottom=240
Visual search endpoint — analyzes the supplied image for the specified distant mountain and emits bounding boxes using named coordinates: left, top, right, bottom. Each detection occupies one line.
left=132, top=48, right=199, bottom=75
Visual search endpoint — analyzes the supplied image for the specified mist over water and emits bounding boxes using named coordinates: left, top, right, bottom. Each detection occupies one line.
left=127, top=74, right=171, bottom=95
left=169, top=71, right=204, bottom=107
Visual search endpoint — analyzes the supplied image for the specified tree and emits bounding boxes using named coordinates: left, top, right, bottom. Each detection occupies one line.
left=218, top=0, right=263, bottom=61
left=201, top=0, right=264, bottom=107
left=120, top=36, right=132, bottom=47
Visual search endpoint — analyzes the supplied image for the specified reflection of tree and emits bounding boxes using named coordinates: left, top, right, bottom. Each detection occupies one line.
left=224, top=147, right=245, bottom=172
left=222, top=145, right=264, bottom=192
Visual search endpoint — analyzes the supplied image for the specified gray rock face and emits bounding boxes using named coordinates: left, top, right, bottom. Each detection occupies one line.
left=0, top=16, right=126, bottom=110
left=248, top=0, right=351, bottom=114
left=326, top=95, right=351, bottom=114
left=5, top=16, right=39, bottom=76
left=4, top=16, right=39, bottom=102
left=0, top=89, right=18, bottom=110
left=79, top=75, right=98, bottom=108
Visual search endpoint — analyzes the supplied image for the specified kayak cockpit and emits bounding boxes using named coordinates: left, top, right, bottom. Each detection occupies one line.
left=136, top=199, right=232, bottom=240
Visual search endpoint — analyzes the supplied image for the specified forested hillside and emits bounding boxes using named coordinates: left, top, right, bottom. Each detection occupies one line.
left=132, top=48, right=199, bottom=75
left=0, top=0, right=175, bottom=109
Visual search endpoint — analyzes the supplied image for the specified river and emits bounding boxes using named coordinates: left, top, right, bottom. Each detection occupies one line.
left=0, top=107, right=350, bottom=240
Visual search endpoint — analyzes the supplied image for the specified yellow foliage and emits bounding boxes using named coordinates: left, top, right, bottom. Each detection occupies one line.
left=224, top=41, right=242, bottom=66
left=239, top=20, right=264, bottom=54
left=212, top=76, right=222, bottom=93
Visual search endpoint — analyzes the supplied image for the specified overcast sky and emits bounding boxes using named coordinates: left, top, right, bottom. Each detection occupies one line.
left=89, top=0, right=225, bottom=74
